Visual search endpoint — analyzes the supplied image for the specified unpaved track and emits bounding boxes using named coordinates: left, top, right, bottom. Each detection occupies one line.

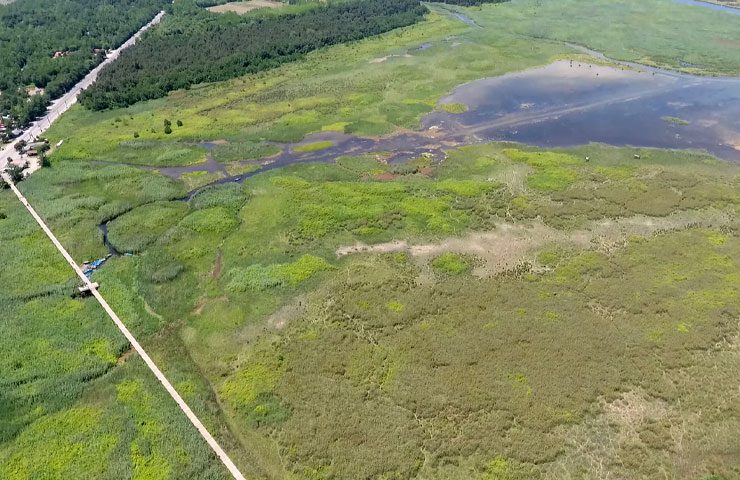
left=1, top=173, right=246, bottom=480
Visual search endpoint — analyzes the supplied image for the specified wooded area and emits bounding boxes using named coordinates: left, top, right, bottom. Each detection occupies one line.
left=0, top=0, right=167, bottom=127
left=79, top=0, right=429, bottom=110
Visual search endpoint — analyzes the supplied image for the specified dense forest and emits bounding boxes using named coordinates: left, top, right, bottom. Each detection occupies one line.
left=79, top=0, right=428, bottom=110
left=0, top=0, right=167, bottom=128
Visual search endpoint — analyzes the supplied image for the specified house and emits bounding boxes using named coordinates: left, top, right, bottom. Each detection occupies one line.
left=26, top=85, right=45, bottom=96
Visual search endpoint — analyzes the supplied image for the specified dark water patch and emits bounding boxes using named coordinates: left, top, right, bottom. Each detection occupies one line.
left=98, top=222, right=122, bottom=257
left=672, top=0, right=740, bottom=14
left=422, top=60, right=740, bottom=161
left=450, top=11, right=481, bottom=28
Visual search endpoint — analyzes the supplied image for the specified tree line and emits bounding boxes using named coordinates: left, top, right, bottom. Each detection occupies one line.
left=0, top=0, right=168, bottom=128
left=78, top=0, right=429, bottom=110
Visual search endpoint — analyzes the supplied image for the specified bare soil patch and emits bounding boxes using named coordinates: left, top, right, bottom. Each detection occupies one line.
left=207, top=0, right=284, bottom=15
left=211, top=251, right=223, bottom=279
left=336, top=208, right=734, bottom=276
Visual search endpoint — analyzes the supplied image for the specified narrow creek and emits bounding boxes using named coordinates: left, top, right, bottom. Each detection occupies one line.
left=96, top=36, right=740, bottom=256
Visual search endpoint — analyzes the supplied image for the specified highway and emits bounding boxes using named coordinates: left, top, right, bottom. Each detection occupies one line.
left=0, top=10, right=165, bottom=173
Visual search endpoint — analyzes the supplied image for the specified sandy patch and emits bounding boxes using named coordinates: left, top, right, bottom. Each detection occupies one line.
left=369, top=54, right=412, bottom=64
left=266, top=300, right=307, bottom=330
left=336, top=209, right=734, bottom=276
left=208, top=0, right=283, bottom=15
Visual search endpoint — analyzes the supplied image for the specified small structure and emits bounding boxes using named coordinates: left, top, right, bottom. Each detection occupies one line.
left=76, top=282, right=99, bottom=297
left=82, top=254, right=112, bottom=278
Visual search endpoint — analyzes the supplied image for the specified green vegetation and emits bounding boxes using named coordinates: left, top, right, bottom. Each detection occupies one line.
left=440, top=102, right=469, bottom=114
left=431, top=252, right=471, bottom=274
left=662, top=115, right=691, bottom=125
left=4, top=136, right=738, bottom=477
left=4, top=0, right=740, bottom=477
left=79, top=0, right=428, bottom=109
left=211, top=142, right=280, bottom=163
left=0, top=0, right=167, bottom=127
left=293, top=140, right=334, bottom=153
left=0, top=190, right=234, bottom=478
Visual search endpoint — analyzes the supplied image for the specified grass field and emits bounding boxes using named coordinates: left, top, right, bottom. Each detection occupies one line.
left=0, top=190, right=235, bottom=479
left=43, top=0, right=740, bottom=169
left=4, top=139, right=739, bottom=478
left=4, top=0, right=740, bottom=477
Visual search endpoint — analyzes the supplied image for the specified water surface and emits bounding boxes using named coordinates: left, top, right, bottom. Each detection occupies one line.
left=672, top=0, right=740, bottom=14
left=424, top=61, right=740, bottom=161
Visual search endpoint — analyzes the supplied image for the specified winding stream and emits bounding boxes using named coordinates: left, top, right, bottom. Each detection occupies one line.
left=97, top=18, right=740, bottom=255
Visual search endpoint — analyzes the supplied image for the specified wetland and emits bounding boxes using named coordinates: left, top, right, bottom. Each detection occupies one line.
left=3, top=0, right=740, bottom=478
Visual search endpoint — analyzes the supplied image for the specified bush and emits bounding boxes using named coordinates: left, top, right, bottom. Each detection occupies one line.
left=431, top=252, right=471, bottom=274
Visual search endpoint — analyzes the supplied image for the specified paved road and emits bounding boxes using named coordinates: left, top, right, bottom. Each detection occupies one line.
left=0, top=10, right=165, bottom=173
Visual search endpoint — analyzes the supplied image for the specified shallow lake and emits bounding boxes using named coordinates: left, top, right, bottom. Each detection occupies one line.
left=140, top=58, right=740, bottom=194
left=423, top=60, right=740, bottom=161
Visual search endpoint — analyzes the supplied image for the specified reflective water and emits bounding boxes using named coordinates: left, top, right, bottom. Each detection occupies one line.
left=135, top=59, right=740, bottom=198
left=672, top=0, right=740, bottom=14
left=424, top=60, right=740, bottom=161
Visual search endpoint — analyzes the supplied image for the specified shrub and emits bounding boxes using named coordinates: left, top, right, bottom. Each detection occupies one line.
left=431, top=252, right=471, bottom=274
left=226, top=255, right=333, bottom=292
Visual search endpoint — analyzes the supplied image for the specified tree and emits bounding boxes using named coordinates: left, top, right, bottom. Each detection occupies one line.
left=0, top=0, right=170, bottom=126
left=4, top=164, right=25, bottom=184
left=39, top=151, right=51, bottom=167
left=176, top=120, right=183, bottom=127
left=14, top=140, right=26, bottom=152
left=78, top=0, right=428, bottom=110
